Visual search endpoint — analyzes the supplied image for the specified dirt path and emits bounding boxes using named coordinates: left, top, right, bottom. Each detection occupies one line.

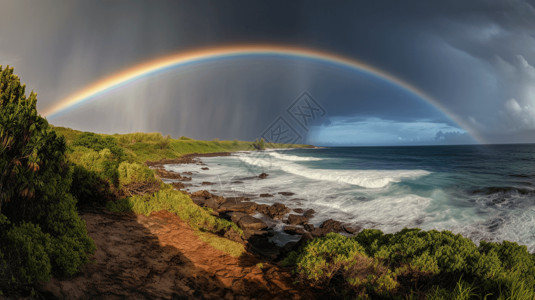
left=40, top=210, right=309, bottom=299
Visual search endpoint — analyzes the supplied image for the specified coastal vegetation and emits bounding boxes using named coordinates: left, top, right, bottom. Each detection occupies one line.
left=2, top=65, right=535, bottom=298
left=0, top=66, right=94, bottom=295
left=283, top=229, right=535, bottom=299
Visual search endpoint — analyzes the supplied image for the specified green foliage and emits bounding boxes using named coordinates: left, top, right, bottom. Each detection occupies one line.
left=117, top=161, right=157, bottom=187
left=68, top=147, right=120, bottom=187
left=285, top=228, right=535, bottom=299
left=108, top=188, right=241, bottom=235
left=71, top=165, right=114, bottom=206
left=72, top=132, right=124, bottom=160
left=288, top=233, right=396, bottom=297
left=0, top=66, right=94, bottom=293
left=252, top=138, right=266, bottom=150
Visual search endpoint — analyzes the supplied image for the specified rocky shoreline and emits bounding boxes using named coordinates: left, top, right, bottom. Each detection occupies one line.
left=149, top=152, right=361, bottom=262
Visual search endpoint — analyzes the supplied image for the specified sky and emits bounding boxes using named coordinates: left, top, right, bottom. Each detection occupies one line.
left=1, top=0, right=535, bottom=146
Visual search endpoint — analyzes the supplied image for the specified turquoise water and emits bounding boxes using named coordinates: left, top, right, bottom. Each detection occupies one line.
left=166, top=144, right=535, bottom=250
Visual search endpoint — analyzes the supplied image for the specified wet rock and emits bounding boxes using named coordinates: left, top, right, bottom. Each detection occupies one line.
left=303, top=209, right=315, bottom=219
left=191, top=190, right=212, bottom=199
left=286, top=214, right=308, bottom=225
left=179, top=176, right=192, bottom=181
left=203, top=198, right=220, bottom=211
left=304, top=223, right=315, bottom=232
left=219, top=201, right=257, bottom=214
left=343, top=224, right=361, bottom=234
left=259, top=193, right=273, bottom=198
left=293, top=208, right=304, bottom=214
left=258, top=173, right=269, bottom=179
left=228, top=212, right=248, bottom=224
left=281, top=241, right=299, bottom=254
left=320, top=219, right=345, bottom=233
left=298, top=232, right=314, bottom=245
left=201, top=181, right=214, bottom=185
left=278, top=192, right=295, bottom=196
left=247, top=236, right=281, bottom=261
left=226, top=196, right=250, bottom=202
left=171, top=182, right=186, bottom=190
left=243, top=229, right=269, bottom=240
left=257, top=203, right=290, bottom=220
left=232, top=180, right=243, bottom=184
left=201, top=167, right=209, bottom=170
left=182, top=171, right=193, bottom=175
left=238, top=216, right=268, bottom=231
left=283, top=225, right=306, bottom=235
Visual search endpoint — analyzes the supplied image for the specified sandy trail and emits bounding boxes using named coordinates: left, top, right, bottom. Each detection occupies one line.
left=41, top=210, right=309, bottom=299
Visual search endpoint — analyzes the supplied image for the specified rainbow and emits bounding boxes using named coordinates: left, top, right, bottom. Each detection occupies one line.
left=41, top=44, right=483, bottom=143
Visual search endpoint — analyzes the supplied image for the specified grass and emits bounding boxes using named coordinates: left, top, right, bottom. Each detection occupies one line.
left=52, top=126, right=312, bottom=163
left=195, top=231, right=245, bottom=258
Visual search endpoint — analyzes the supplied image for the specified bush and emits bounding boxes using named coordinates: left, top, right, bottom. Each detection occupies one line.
left=71, top=132, right=124, bottom=160
left=71, top=165, right=114, bottom=207
left=118, top=161, right=157, bottom=187
left=0, top=66, right=95, bottom=293
left=68, top=147, right=120, bottom=187
left=285, top=228, right=535, bottom=299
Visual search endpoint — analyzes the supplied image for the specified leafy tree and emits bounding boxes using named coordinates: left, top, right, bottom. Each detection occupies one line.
left=0, top=66, right=94, bottom=293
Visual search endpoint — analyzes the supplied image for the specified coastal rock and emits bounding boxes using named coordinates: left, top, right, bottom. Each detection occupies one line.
left=203, top=198, right=220, bottom=211
left=228, top=212, right=248, bottom=224
left=179, top=176, right=192, bottom=181
left=278, top=191, right=295, bottom=196
left=293, top=208, right=304, bottom=214
left=201, top=181, right=214, bottom=185
left=320, top=219, right=344, bottom=233
left=256, top=202, right=290, bottom=220
left=191, top=190, right=212, bottom=199
left=283, top=225, right=306, bottom=235
left=343, top=224, right=361, bottom=234
left=219, top=201, right=257, bottom=214
left=258, top=173, right=269, bottom=179
left=182, top=171, right=193, bottom=175
left=259, top=193, right=273, bottom=198
left=201, top=167, right=209, bottom=170
left=171, top=182, right=186, bottom=190
left=286, top=214, right=308, bottom=225
left=247, top=236, right=281, bottom=260
left=243, top=229, right=269, bottom=240
left=303, top=209, right=315, bottom=219
left=155, top=168, right=184, bottom=180
left=238, top=215, right=268, bottom=231
left=304, top=223, right=315, bottom=232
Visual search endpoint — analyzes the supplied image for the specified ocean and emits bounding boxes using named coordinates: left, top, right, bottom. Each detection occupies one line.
left=165, top=144, right=535, bottom=250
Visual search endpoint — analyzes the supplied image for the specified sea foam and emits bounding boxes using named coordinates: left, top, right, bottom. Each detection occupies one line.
left=238, top=154, right=430, bottom=189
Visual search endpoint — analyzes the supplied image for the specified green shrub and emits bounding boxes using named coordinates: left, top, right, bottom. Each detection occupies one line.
left=0, top=66, right=95, bottom=294
left=71, top=165, right=114, bottom=207
left=72, top=132, right=124, bottom=160
left=68, top=147, right=120, bottom=187
left=285, top=228, right=535, bottom=299
left=117, top=161, right=157, bottom=187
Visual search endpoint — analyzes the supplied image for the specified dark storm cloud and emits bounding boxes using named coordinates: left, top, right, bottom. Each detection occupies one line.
left=1, top=0, right=534, bottom=144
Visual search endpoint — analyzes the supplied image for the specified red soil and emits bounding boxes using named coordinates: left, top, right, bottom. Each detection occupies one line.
left=40, top=210, right=310, bottom=299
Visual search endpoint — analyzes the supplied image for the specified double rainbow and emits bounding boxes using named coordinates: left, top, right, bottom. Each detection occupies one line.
left=41, top=44, right=483, bottom=143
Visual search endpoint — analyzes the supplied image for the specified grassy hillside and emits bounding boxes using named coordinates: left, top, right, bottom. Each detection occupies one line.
left=53, top=126, right=310, bottom=163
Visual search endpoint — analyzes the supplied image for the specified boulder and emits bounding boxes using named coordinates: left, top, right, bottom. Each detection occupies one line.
left=191, top=190, right=212, bottom=199
left=304, top=223, right=315, bottom=232
left=293, top=208, right=304, bottom=213
left=343, top=224, right=361, bottom=234
left=320, top=219, right=344, bottom=233
left=258, top=173, right=269, bottom=179
left=278, top=191, right=295, bottom=196
left=286, top=214, right=309, bottom=225
left=265, top=203, right=291, bottom=220
left=237, top=215, right=268, bottom=231
left=218, top=201, right=257, bottom=214
left=201, top=167, right=209, bottom=170
left=303, top=209, right=315, bottom=218
left=228, top=211, right=248, bottom=224
left=283, top=225, right=306, bottom=235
